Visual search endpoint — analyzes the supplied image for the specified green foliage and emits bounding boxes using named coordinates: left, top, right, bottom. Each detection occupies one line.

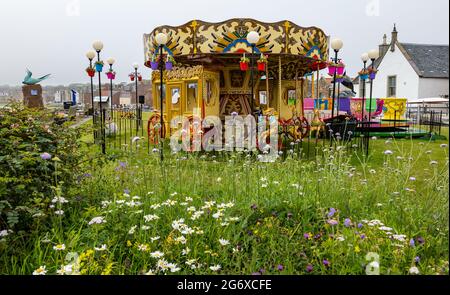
left=0, top=103, right=84, bottom=231
left=0, top=136, right=448, bottom=275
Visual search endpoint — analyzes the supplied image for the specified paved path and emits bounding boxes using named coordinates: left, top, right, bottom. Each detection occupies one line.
left=70, top=117, right=91, bottom=129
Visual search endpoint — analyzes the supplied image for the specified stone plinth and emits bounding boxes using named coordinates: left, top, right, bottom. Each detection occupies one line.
left=22, top=84, right=44, bottom=108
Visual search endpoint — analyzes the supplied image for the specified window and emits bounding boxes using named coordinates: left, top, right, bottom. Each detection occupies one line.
left=186, top=82, right=198, bottom=111
left=387, top=76, right=397, bottom=97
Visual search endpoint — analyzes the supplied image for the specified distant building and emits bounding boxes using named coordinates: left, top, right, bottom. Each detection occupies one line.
left=355, top=25, right=449, bottom=100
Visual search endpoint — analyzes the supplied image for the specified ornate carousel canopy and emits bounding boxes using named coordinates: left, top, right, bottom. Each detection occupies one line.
left=144, top=19, right=330, bottom=77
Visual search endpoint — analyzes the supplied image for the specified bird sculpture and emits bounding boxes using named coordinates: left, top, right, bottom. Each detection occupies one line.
left=22, top=69, right=51, bottom=85
left=340, top=73, right=356, bottom=95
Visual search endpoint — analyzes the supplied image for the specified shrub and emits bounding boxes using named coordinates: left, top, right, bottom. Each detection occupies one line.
left=0, top=103, right=85, bottom=231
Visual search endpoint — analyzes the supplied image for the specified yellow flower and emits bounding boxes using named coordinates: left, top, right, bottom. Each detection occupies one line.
left=101, top=263, right=114, bottom=275
left=354, top=245, right=361, bottom=253
left=127, top=240, right=132, bottom=247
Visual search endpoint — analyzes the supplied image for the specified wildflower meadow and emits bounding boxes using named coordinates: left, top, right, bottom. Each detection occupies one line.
left=0, top=105, right=448, bottom=276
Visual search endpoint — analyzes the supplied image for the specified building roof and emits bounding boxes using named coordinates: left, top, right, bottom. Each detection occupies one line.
left=407, top=97, right=449, bottom=104
left=400, top=43, right=449, bottom=78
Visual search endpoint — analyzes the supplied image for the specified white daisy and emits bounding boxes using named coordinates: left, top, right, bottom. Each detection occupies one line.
left=94, top=244, right=107, bottom=251
left=55, top=210, right=64, bottom=216
left=53, top=244, right=66, bottom=251
left=219, top=239, right=230, bottom=246
left=150, top=251, right=165, bottom=258
left=144, top=214, right=159, bottom=222
left=409, top=266, right=420, bottom=275
left=88, top=216, right=106, bottom=225
left=33, top=266, right=47, bottom=275
left=210, top=265, right=221, bottom=272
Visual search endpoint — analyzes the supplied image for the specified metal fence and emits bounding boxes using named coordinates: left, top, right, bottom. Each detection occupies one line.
left=92, top=107, right=372, bottom=159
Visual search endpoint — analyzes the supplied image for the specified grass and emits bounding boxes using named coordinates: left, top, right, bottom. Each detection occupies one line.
left=0, top=117, right=448, bottom=275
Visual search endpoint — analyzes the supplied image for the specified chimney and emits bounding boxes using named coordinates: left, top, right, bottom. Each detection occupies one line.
left=379, top=34, right=389, bottom=57
left=391, top=24, right=398, bottom=52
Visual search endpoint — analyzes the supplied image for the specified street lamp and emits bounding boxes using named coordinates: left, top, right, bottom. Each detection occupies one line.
left=247, top=31, right=260, bottom=117
left=107, top=57, right=115, bottom=121
left=93, top=40, right=105, bottom=154
left=86, top=50, right=96, bottom=120
left=330, top=38, right=344, bottom=118
left=361, top=52, right=370, bottom=122
left=133, top=62, right=140, bottom=133
left=156, top=32, right=168, bottom=161
left=368, top=49, right=379, bottom=121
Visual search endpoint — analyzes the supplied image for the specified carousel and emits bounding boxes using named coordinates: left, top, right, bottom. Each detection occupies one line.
left=143, top=19, right=330, bottom=144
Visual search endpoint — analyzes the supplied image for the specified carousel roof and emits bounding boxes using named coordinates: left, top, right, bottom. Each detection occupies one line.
left=143, top=19, right=330, bottom=76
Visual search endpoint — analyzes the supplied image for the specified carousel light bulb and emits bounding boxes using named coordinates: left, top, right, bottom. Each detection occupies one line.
left=92, top=40, right=104, bottom=52
left=155, top=33, right=168, bottom=46
left=361, top=53, right=370, bottom=62
left=368, top=49, right=380, bottom=60
left=107, top=58, right=116, bottom=66
left=86, top=50, right=96, bottom=60
left=247, top=31, right=260, bottom=45
left=133, top=63, right=139, bottom=70
left=331, top=38, right=344, bottom=51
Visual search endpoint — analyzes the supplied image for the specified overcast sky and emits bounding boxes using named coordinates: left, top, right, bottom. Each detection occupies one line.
left=0, top=0, right=448, bottom=86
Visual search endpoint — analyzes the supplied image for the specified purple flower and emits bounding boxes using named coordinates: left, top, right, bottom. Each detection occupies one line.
left=323, top=259, right=330, bottom=267
left=327, top=219, right=338, bottom=226
left=417, top=236, right=425, bottom=245
left=357, top=223, right=363, bottom=229
left=251, top=204, right=258, bottom=210
left=360, top=234, right=366, bottom=239
left=83, top=173, right=92, bottom=178
left=119, top=161, right=127, bottom=168
left=314, top=233, right=322, bottom=240
left=409, top=238, right=415, bottom=247
left=124, top=189, right=130, bottom=195
left=344, top=218, right=352, bottom=227
left=287, top=212, right=293, bottom=219
left=328, top=208, right=336, bottom=217
left=414, top=256, right=420, bottom=263
left=306, top=264, right=313, bottom=273
left=277, top=264, right=284, bottom=271
left=259, top=268, right=265, bottom=274
left=304, top=233, right=312, bottom=240
left=252, top=272, right=261, bottom=275
left=40, top=153, right=52, bottom=160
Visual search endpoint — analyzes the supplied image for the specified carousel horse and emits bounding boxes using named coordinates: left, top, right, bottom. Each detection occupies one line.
left=372, top=99, right=385, bottom=118
left=288, top=106, right=310, bottom=141
left=309, top=109, right=326, bottom=142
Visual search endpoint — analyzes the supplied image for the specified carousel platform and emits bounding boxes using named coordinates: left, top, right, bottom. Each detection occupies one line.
left=355, top=120, right=429, bottom=138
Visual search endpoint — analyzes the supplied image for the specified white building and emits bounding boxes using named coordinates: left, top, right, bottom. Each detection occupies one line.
left=355, top=25, right=449, bottom=101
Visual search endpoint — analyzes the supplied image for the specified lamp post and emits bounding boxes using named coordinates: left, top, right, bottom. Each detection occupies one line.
left=93, top=40, right=105, bottom=154
left=133, top=62, right=140, bottom=133
left=156, top=32, right=168, bottom=161
left=360, top=52, right=370, bottom=122
left=330, top=38, right=344, bottom=118
left=247, top=31, right=260, bottom=117
left=367, top=49, right=380, bottom=122
left=86, top=50, right=96, bottom=122
left=107, top=57, right=115, bottom=121
left=366, top=49, right=379, bottom=157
